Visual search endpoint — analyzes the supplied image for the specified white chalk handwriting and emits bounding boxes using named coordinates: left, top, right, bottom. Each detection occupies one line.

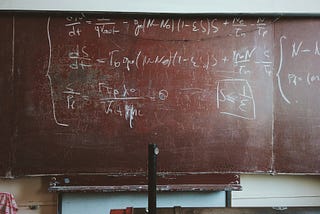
left=62, top=15, right=270, bottom=39
left=217, top=79, right=256, bottom=120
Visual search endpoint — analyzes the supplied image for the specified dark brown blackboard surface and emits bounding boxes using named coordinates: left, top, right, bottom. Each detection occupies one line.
left=0, top=15, right=14, bottom=177
left=274, top=18, right=320, bottom=173
left=0, top=13, right=319, bottom=178
left=13, top=14, right=273, bottom=176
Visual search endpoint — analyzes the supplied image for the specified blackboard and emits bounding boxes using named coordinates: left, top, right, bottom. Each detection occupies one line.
left=274, top=18, right=320, bottom=173
left=0, top=13, right=319, bottom=179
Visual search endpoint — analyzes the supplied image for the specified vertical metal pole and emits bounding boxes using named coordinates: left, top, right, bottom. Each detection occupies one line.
left=226, top=190, right=232, bottom=208
left=57, top=193, right=62, bottom=214
left=148, top=144, right=159, bottom=214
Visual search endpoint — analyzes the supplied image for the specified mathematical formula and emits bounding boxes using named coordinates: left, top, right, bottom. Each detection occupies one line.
left=46, top=15, right=320, bottom=129
left=64, top=14, right=271, bottom=39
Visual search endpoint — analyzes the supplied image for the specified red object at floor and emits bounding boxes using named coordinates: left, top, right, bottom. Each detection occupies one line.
left=110, top=207, right=133, bottom=214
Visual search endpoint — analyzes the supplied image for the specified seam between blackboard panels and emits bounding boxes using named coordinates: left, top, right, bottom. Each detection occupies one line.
left=8, top=15, right=16, bottom=178
left=271, top=20, right=275, bottom=174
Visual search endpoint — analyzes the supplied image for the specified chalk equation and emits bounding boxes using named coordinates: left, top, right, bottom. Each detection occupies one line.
left=64, top=14, right=271, bottom=39
left=45, top=15, right=278, bottom=128
left=277, top=37, right=320, bottom=105
left=61, top=82, right=169, bottom=128
left=65, top=44, right=273, bottom=78
left=217, top=79, right=256, bottom=120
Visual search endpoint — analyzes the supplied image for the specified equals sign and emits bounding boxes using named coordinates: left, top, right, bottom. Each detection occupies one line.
left=301, top=49, right=311, bottom=53
left=96, top=58, right=107, bottom=63
left=86, top=20, right=93, bottom=24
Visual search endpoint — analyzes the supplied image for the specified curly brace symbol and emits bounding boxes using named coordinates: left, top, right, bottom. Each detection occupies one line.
left=46, top=17, right=69, bottom=127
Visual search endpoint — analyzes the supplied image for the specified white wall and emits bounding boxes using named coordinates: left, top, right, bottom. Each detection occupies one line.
left=0, top=177, right=57, bottom=214
left=1, top=0, right=320, bottom=14
left=61, top=192, right=225, bottom=214
left=233, top=175, right=320, bottom=207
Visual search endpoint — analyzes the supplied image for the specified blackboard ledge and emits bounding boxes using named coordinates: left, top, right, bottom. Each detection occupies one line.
left=47, top=173, right=241, bottom=192
left=48, top=184, right=241, bottom=192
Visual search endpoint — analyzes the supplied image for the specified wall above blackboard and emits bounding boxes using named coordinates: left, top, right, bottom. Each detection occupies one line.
left=1, top=0, right=320, bottom=14
left=0, top=13, right=319, bottom=180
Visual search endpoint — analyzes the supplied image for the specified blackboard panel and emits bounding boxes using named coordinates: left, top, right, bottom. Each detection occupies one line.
left=0, top=15, right=14, bottom=177
left=12, top=14, right=273, bottom=176
left=274, top=18, right=320, bottom=173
